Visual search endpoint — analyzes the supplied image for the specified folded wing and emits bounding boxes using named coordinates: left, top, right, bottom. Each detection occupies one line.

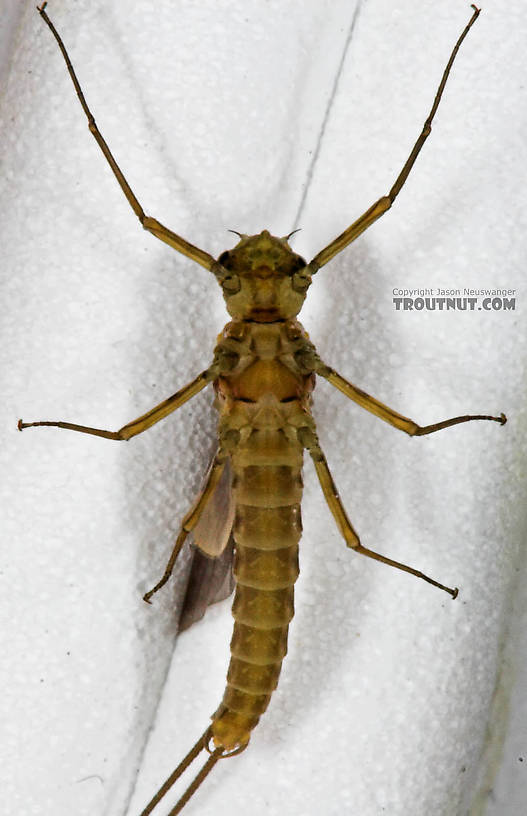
left=179, top=457, right=235, bottom=630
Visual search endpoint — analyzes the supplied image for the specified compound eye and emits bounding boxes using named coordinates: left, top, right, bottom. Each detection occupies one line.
left=289, top=256, right=306, bottom=273
left=218, top=251, right=231, bottom=266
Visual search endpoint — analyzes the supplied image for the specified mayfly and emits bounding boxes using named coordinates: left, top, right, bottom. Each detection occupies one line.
left=19, top=4, right=506, bottom=814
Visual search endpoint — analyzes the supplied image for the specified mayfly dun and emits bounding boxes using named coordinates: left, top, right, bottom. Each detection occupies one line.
left=18, top=3, right=506, bottom=814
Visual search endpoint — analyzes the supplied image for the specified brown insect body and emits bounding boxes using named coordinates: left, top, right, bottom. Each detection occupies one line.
left=191, top=230, right=313, bottom=751
left=21, top=6, right=507, bottom=815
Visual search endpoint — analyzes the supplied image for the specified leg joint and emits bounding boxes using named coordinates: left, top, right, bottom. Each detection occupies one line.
left=296, top=425, right=321, bottom=456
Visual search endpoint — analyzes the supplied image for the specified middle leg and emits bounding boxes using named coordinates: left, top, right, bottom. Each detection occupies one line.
left=311, top=359, right=506, bottom=437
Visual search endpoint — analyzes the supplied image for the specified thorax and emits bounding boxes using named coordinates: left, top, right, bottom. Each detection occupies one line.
left=214, top=319, right=315, bottom=442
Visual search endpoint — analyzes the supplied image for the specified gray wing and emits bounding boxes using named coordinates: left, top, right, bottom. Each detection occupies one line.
left=178, top=457, right=235, bottom=630
left=178, top=538, right=235, bottom=631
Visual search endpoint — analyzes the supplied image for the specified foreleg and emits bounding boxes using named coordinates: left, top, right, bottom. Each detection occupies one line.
left=308, top=7, right=481, bottom=272
left=37, top=4, right=222, bottom=276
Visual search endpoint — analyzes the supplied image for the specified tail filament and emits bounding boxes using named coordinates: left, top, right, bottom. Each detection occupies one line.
left=139, top=727, right=223, bottom=816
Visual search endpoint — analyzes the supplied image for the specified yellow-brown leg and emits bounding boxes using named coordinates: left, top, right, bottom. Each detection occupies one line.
left=308, top=6, right=481, bottom=272
left=143, top=450, right=229, bottom=603
left=298, top=427, right=458, bottom=598
left=314, top=363, right=506, bottom=437
left=18, top=366, right=218, bottom=441
left=36, top=4, right=222, bottom=276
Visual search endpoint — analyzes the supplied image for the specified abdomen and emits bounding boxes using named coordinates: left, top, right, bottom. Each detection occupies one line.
left=210, top=430, right=304, bottom=751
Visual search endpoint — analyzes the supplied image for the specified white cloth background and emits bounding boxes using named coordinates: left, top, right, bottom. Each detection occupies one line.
left=2, top=1, right=526, bottom=815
